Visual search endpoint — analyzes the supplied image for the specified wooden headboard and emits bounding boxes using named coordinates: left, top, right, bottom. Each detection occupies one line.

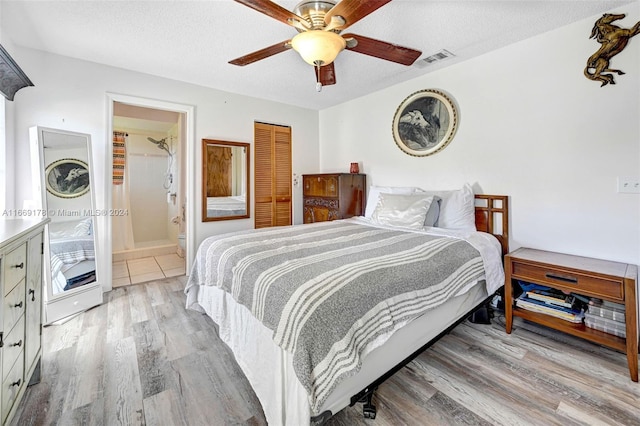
left=474, top=194, right=509, bottom=256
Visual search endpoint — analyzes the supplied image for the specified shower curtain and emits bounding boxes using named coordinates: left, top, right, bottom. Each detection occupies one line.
left=112, top=131, right=135, bottom=252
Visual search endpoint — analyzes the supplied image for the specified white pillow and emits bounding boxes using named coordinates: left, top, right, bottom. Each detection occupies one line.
left=74, top=217, right=93, bottom=236
left=48, top=217, right=92, bottom=238
left=364, top=186, right=420, bottom=218
left=371, top=193, right=435, bottom=229
left=416, top=183, right=475, bottom=231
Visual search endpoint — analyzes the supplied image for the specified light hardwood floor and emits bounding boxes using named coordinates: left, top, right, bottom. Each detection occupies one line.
left=12, top=277, right=640, bottom=425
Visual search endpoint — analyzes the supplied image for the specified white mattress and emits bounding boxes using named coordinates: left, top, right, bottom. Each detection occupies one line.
left=191, top=277, right=489, bottom=425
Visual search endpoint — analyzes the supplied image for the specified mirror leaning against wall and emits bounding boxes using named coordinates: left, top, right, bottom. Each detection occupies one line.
left=30, top=126, right=103, bottom=324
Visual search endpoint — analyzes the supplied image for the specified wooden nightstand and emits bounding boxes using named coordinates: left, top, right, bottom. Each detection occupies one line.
left=504, top=248, right=638, bottom=382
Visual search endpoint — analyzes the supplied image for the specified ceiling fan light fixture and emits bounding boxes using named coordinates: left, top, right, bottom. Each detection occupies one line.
left=293, top=0, right=337, bottom=30
left=291, top=30, right=346, bottom=66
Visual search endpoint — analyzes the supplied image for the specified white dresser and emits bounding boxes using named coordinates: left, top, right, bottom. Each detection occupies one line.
left=0, top=219, right=48, bottom=425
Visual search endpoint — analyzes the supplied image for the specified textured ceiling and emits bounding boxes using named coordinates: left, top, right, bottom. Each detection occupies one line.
left=1, top=0, right=634, bottom=110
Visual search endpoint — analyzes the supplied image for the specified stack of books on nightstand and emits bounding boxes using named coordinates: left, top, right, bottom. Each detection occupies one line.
left=585, top=299, right=626, bottom=338
left=515, top=285, right=586, bottom=323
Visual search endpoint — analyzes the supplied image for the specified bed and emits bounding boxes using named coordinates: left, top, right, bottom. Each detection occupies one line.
left=186, top=186, right=509, bottom=425
left=206, top=195, right=247, bottom=218
left=48, top=217, right=96, bottom=294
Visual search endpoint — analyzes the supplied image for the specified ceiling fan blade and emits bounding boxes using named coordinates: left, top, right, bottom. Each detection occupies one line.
left=234, top=0, right=306, bottom=28
left=315, top=62, right=337, bottom=86
left=324, top=0, right=391, bottom=30
left=229, top=40, right=291, bottom=66
left=343, top=33, right=421, bottom=65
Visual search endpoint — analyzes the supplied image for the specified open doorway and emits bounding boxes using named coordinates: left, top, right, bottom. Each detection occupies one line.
left=105, top=94, right=195, bottom=291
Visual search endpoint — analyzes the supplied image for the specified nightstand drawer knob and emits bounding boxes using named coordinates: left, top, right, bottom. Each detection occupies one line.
left=545, top=273, right=578, bottom=283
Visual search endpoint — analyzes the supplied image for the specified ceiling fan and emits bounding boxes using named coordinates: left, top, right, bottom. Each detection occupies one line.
left=229, top=0, right=422, bottom=91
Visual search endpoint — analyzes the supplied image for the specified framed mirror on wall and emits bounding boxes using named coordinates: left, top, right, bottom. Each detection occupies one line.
left=202, top=139, right=250, bottom=222
left=30, top=126, right=103, bottom=324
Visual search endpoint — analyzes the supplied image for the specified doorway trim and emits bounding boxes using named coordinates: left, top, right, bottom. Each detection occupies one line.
left=105, top=93, right=195, bottom=291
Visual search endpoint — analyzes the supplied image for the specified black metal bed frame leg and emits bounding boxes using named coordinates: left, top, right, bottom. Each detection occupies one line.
left=358, top=386, right=377, bottom=419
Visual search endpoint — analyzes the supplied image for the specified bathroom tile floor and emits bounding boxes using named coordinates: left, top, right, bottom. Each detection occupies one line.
left=113, top=253, right=185, bottom=287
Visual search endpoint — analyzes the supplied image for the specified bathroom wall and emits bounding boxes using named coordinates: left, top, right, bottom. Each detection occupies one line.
left=123, top=131, right=172, bottom=246
left=166, top=122, right=181, bottom=248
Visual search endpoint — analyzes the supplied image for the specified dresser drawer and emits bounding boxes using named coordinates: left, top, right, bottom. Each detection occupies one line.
left=3, top=279, right=26, bottom=333
left=3, top=243, right=27, bottom=295
left=303, top=175, right=339, bottom=197
left=1, top=352, right=24, bottom=423
left=2, top=315, right=25, bottom=381
left=304, top=197, right=339, bottom=209
left=512, top=262, right=623, bottom=301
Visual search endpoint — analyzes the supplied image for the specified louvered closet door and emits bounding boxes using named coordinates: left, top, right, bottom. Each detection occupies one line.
left=254, top=122, right=292, bottom=228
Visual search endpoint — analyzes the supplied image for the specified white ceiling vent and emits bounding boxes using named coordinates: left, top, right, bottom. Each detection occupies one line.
left=414, top=49, right=456, bottom=68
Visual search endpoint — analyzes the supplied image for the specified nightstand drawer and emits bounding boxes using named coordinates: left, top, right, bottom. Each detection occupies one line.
left=512, top=262, right=623, bottom=301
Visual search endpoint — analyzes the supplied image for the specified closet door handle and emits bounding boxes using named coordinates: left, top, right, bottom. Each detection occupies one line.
left=10, top=379, right=21, bottom=388
left=11, top=340, right=22, bottom=348
left=29, top=289, right=35, bottom=302
left=13, top=262, right=24, bottom=269
left=14, top=301, right=23, bottom=309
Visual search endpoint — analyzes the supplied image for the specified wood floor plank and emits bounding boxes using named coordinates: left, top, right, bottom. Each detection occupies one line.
left=143, top=389, right=188, bottom=426
left=63, top=325, right=105, bottom=411
left=556, top=401, right=621, bottom=426
left=56, top=399, right=105, bottom=426
left=146, top=280, right=169, bottom=306
left=171, top=351, right=238, bottom=425
left=450, top=318, right=528, bottom=360
left=129, top=283, right=154, bottom=324
left=106, top=287, right=133, bottom=343
left=132, top=319, right=178, bottom=399
left=103, top=336, right=145, bottom=425
left=43, top=313, right=84, bottom=353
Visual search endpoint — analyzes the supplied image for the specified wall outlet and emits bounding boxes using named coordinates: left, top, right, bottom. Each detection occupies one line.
left=617, top=177, right=640, bottom=193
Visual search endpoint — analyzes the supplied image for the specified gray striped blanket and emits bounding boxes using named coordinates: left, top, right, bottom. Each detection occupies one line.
left=50, top=236, right=95, bottom=275
left=186, top=220, right=485, bottom=412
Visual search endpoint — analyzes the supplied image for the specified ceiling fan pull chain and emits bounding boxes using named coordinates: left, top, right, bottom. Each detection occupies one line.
left=315, top=62, right=323, bottom=92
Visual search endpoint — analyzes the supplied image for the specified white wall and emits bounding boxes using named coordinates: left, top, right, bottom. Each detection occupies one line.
left=319, top=7, right=640, bottom=266
left=0, top=21, right=18, bottom=212
left=7, top=47, right=319, bottom=290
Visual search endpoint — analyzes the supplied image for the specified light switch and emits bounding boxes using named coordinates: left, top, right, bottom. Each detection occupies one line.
left=617, top=177, right=640, bottom=193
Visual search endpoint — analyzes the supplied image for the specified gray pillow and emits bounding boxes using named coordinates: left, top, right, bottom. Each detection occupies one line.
left=424, top=196, right=442, bottom=227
